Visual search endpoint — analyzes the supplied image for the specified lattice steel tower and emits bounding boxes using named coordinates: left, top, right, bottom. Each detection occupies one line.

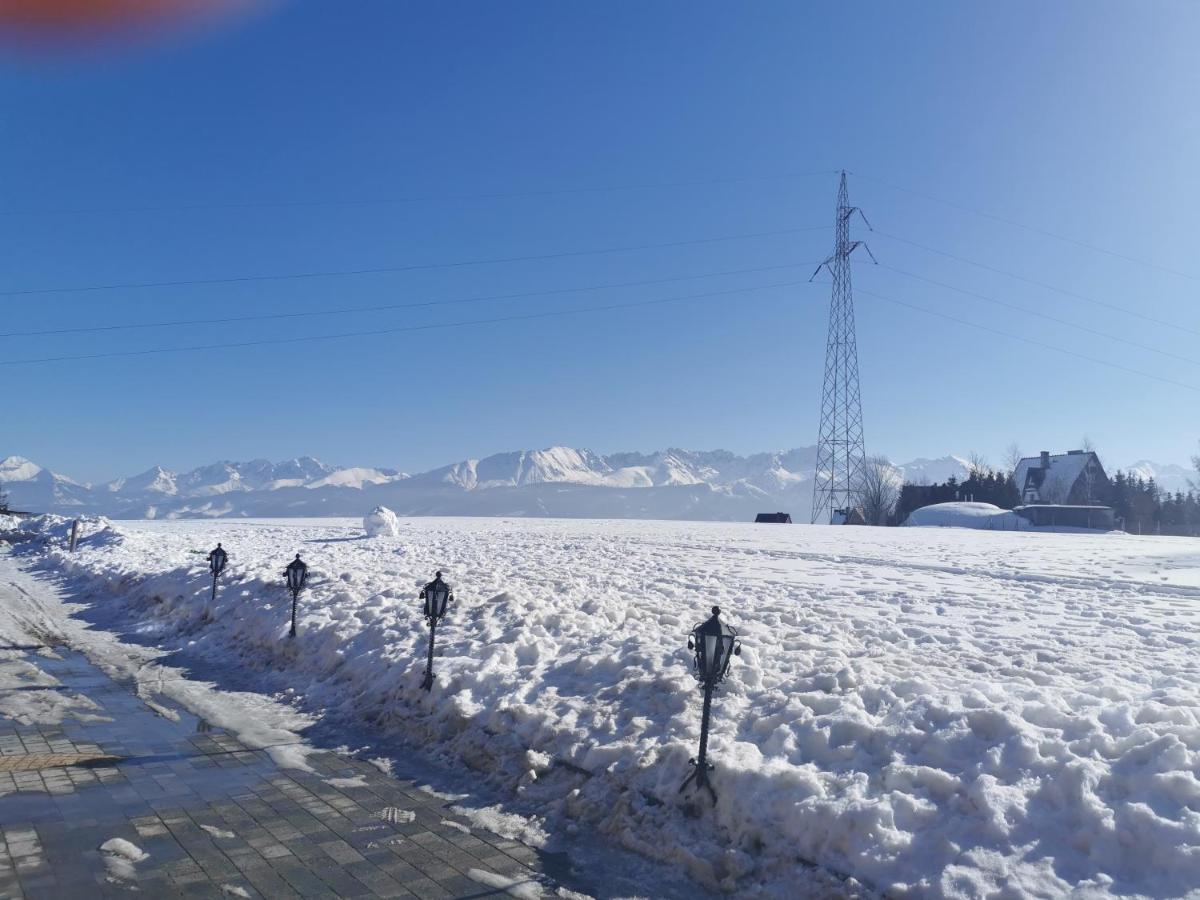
left=811, top=171, right=875, bottom=524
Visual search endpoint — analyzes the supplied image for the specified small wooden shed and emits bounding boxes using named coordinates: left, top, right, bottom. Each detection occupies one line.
left=754, top=512, right=792, bottom=524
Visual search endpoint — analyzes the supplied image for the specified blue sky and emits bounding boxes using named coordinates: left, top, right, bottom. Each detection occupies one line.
left=2, top=1, right=1198, bottom=483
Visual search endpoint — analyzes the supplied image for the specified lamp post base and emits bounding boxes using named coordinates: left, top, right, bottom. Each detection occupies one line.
left=419, top=671, right=435, bottom=691
left=679, top=758, right=717, bottom=803
left=680, top=680, right=718, bottom=803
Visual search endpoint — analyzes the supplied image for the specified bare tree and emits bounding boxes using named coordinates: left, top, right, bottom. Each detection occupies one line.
left=967, top=451, right=990, bottom=478
left=857, top=456, right=900, bottom=526
left=1191, top=442, right=1200, bottom=493
left=1003, top=443, right=1023, bottom=475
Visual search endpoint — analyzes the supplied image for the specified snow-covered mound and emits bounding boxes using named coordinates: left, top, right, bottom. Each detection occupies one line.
left=363, top=505, right=400, bottom=538
left=903, top=501, right=1028, bottom=530
left=17, top=517, right=1200, bottom=897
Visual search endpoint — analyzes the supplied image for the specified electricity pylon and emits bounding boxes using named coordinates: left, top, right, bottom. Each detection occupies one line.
left=810, top=171, right=875, bottom=524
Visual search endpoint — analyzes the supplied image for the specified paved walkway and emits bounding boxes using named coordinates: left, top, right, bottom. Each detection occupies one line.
left=0, top=645, right=575, bottom=899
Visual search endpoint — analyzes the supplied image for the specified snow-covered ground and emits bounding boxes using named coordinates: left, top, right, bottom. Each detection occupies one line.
left=7, top=515, right=1200, bottom=898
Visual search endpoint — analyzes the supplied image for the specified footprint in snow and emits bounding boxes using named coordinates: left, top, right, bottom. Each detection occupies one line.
left=377, top=807, right=416, bottom=824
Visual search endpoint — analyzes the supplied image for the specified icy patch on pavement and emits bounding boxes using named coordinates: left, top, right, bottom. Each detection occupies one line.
left=201, top=824, right=236, bottom=840
left=0, top=541, right=316, bottom=773
left=450, top=803, right=549, bottom=848
left=368, top=756, right=394, bottom=777
left=0, top=653, right=110, bottom=726
left=13, top=515, right=1200, bottom=897
left=99, top=837, right=148, bottom=881
left=467, top=867, right=545, bottom=899
left=326, top=775, right=368, bottom=788
left=376, top=807, right=416, bottom=824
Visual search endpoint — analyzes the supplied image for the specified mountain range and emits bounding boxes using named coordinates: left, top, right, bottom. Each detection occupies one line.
left=0, top=449, right=1191, bottom=522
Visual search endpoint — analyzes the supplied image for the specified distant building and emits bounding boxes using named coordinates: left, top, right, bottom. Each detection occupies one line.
left=833, top=507, right=868, bottom=526
left=754, top=512, right=792, bottom=524
left=1012, top=450, right=1109, bottom=506
left=1014, top=505, right=1115, bottom=530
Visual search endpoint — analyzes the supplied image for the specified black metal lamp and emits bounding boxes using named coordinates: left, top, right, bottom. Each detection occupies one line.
left=207, top=543, right=228, bottom=601
left=418, top=571, right=453, bottom=691
left=679, top=605, right=741, bottom=803
left=284, top=554, right=308, bottom=638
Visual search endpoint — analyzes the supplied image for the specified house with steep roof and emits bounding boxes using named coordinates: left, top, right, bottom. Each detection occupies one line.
left=1012, top=450, right=1109, bottom=506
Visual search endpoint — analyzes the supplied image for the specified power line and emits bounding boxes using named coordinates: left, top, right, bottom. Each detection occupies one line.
left=851, top=171, right=1200, bottom=282
left=0, top=170, right=838, bottom=218
left=0, top=261, right=820, bottom=340
left=0, top=277, right=815, bottom=368
left=868, top=262, right=1200, bottom=368
left=854, top=285, right=1200, bottom=394
left=871, top=229, right=1200, bottom=339
left=0, top=226, right=828, bottom=299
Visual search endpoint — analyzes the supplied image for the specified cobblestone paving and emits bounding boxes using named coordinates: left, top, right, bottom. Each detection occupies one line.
left=0, top=648, right=576, bottom=899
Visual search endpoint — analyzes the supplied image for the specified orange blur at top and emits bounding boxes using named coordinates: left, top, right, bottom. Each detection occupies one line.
left=0, top=0, right=265, bottom=47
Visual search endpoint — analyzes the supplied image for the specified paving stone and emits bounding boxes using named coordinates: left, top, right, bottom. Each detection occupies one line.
left=0, top=644, right=600, bottom=900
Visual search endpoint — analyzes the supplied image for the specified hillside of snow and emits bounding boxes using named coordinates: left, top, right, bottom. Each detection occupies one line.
left=12, top=515, right=1200, bottom=897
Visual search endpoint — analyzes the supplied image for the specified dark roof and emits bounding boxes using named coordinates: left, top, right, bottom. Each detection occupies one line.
left=754, top=512, right=792, bottom=523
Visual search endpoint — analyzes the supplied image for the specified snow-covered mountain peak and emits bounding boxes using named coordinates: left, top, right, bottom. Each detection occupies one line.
left=893, top=455, right=972, bottom=486
left=0, top=456, right=43, bottom=482
left=1121, top=460, right=1194, bottom=493
left=105, top=465, right=179, bottom=495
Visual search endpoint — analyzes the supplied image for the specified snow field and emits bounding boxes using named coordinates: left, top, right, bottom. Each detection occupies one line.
left=16, top=515, right=1200, bottom=898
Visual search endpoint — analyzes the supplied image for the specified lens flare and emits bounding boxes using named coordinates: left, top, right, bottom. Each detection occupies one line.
left=0, top=0, right=270, bottom=51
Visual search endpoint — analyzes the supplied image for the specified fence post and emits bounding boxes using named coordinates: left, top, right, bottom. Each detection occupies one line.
left=68, top=519, right=79, bottom=553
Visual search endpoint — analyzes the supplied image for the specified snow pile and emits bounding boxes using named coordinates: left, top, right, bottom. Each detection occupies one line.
left=363, top=505, right=401, bottom=538
left=903, top=501, right=1028, bottom=530
left=99, top=837, right=148, bottom=881
left=16, top=517, right=1200, bottom=897
left=15, top=514, right=123, bottom=548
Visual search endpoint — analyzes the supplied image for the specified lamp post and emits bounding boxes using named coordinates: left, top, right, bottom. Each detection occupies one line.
left=206, top=543, right=228, bottom=601
left=284, top=554, right=308, bottom=638
left=679, top=605, right=741, bottom=804
left=418, top=571, right=453, bottom=691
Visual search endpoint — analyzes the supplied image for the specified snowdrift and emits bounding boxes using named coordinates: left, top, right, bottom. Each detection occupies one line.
left=903, top=501, right=1027, bottom=530
left=16, top=516, right=1200, bottom=898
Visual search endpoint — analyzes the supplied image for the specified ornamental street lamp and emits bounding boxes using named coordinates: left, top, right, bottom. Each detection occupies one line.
left=284, top=554, right=308, bottom=638
left=679, top=605, right=741, bottom=804
left=206, top=543, right=228, bottom=601
left=418, top=571, right=453, bottom=691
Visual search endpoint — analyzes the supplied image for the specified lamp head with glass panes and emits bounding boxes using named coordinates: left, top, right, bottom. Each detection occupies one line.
left=420, top=572, right=453, bottom=625
left=285, top=554, right=308, bottom=594
left=208, top=544, right=228, bottom=577
left=687, top=606, right=740, bottom=686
